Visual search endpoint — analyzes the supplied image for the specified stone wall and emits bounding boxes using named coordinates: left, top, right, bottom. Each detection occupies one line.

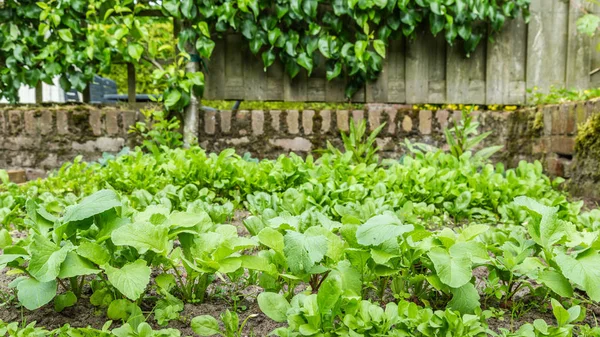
left=1, top=101, right=599, bottom=197
left=0, top=105, right=138, bottom=179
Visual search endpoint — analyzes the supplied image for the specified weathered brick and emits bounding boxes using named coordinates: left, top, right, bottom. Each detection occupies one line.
left=575, top=104, right=587, bottom=130
left=351, top=110, right=364, bottom=127
left=23, top=111, right=36, bottom=135
left=204, top=110, right=216, bottom=135
left=402, top=115, right=413, bottom=132
left=385, top=108, right=397, bottom=134
left=7, top=170, right=27, bottom=183
left=220, top=110, right=232, bottom=133
left=252, top=110, right=264, bottom=135
left=566, top=104, right=576, bottom=135
left=336, top=110, right=349, bottom=132
left=269, top=137, right=312, bottom=152
left=96, top=137, right=125, bottom=152
left=550, top=136, right=575, bottom=155
left=551, top=107, right=561, bottom=135
left=8, top=110, right=23, bottom=135
left=436, top=110, right=449, bottom=130
left=105, top=110, right=119, bottom=135
left=546, top=156, right=565, bottom=177
left=122, top=111, right=137, bottom=134
left=235, top=110, right=250, bottom=135
left=270, top=110, right=281, bottom=131
left=320, top=110, right=331, bottom=133
left=40, top=110, right=53, bottom=135
left=287, top=110, right=299, bottom=134
left=368, top=109, right=381, bottom=131
left=419, top=110, right=432, bottom=135
left=0, top=110, right=5, bottom=135
left=89, top=109, right=103, bottom=136
left=542, top=106, right=553, bottom=136
left=302, top=110, right=314, bottom=135
left=39, top=154, right=58, bottom=169
left=57, top=110, right=69, bottom=134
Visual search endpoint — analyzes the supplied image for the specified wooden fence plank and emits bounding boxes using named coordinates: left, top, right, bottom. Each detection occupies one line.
left=266, top=59, right=285, bottom=101
left=406, top=29, right=447, bottom=104
left=244, top=48, right=268, bottom=100
left=366, top=38, right=405, bottom=103
left=284, top=69, right=308, bottom=101
left=223, top=34, right=245, bottom=100
left=204, top=38, right=225, bottom=100
left=526, top=0, right=569, bottom=100
left=566, top=0, right=592, bottom=89
left=447, top=38, right=486, bottom=104
left=387, top=37, right=406, bottom=103
left=591, top=3, right=600, bottom=86
left=200, top=0, right=589, bottom=104
left=308, top=56, right=327, bottom=101
left=486, top=16, right=528, bottom=105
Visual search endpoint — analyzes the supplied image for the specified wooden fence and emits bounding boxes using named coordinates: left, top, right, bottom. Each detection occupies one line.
left=201, top=0, right=599, bottom=105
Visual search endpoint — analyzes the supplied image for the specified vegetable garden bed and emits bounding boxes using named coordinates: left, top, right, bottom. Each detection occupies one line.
left=0, top=118, right=599, bottom=337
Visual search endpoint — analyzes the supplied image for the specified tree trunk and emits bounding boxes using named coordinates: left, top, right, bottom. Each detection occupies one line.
left=180, top=19, right=199, bottom=148
left=183, top=59, right=200, bottom=147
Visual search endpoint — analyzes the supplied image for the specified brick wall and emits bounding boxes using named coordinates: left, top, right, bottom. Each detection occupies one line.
left=0, top=105, right=138, bottom=179
left=1, top=101, right=599, bottom=196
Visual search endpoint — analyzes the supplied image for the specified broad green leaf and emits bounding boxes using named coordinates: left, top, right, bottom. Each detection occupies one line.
left=164, top=90, right=182, bottom=109
left=283, top=231, right=327, bottom=274
left=577, top=14, right=600, bottom=37
left=77, top=241, right=111, bottom=266
left=428, top=247, right=472, bottom=288
left=108, top=299, right=143, bottom=322
left=111, top=221, right=170, bottom=254
left=0, top=229, right=12, bottom=248
left=538, top=270, right=573, bottom=298
left=317, top=273, right=342, bottom=312
left=58, top=29, right=73, bottom=42
left=448, top=283, right=480, bottom=314
left=555, top=249, right=600, bottom=301
left=17, top=278, right=57, bottom=310
left=258, top=227, right=284, bottom=255
left=356, top=214, right=413, bottom=246
left=297, top=53, right=313, bottom=76
left=191, top=315, right=221, bottom=336
left=63, top=190, right=121, bottom=223
left=455, top=191, right=472, bottom=211
left=54, top=291, right=77, bottom=312
left=514, top=196, right=565, bottom=249
left=257, top=292, right=290, bottom=322
left=58, top=252, right=101, bottom=278
left=551, top=298, right=569, bottom=327
left=373, top=39, right=386, bottom=58
left=104, top=260, right=151, bottom=301
left=127, top=44, right=144, bottom=62
left=28, top=234, right=72, bottom=282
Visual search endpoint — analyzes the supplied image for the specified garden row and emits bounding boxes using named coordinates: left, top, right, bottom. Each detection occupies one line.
left=0, top=117, right=599, bottom=336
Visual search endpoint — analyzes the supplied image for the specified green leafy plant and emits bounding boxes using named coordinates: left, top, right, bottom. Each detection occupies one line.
left=129, top=109, right=184, bottom=154
left=325, top=119, right=386, bottom=165
left=191, top=310, right=257, bottom=337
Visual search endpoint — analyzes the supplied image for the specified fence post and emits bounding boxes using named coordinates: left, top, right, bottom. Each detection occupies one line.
left=35, top=82, right=43, bottom=103
left=127, top=63, right=136, bottom=103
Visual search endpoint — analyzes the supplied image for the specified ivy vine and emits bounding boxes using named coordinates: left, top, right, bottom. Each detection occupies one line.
left=0, top=0, right=530, bottom=107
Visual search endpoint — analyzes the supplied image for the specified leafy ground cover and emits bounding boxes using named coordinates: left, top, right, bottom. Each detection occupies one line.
left=0, top=114, right=599, bottom=336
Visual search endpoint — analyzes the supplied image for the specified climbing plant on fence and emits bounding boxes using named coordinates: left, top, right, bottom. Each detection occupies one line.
left=0, top=0, right=530, bottom=141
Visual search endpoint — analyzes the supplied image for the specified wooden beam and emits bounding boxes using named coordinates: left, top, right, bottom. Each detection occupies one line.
left=127, top=63, right=136, bottom=103
left=35, top=81, right=43, bottom=104
left=82, top=86, right=91, bottom=103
